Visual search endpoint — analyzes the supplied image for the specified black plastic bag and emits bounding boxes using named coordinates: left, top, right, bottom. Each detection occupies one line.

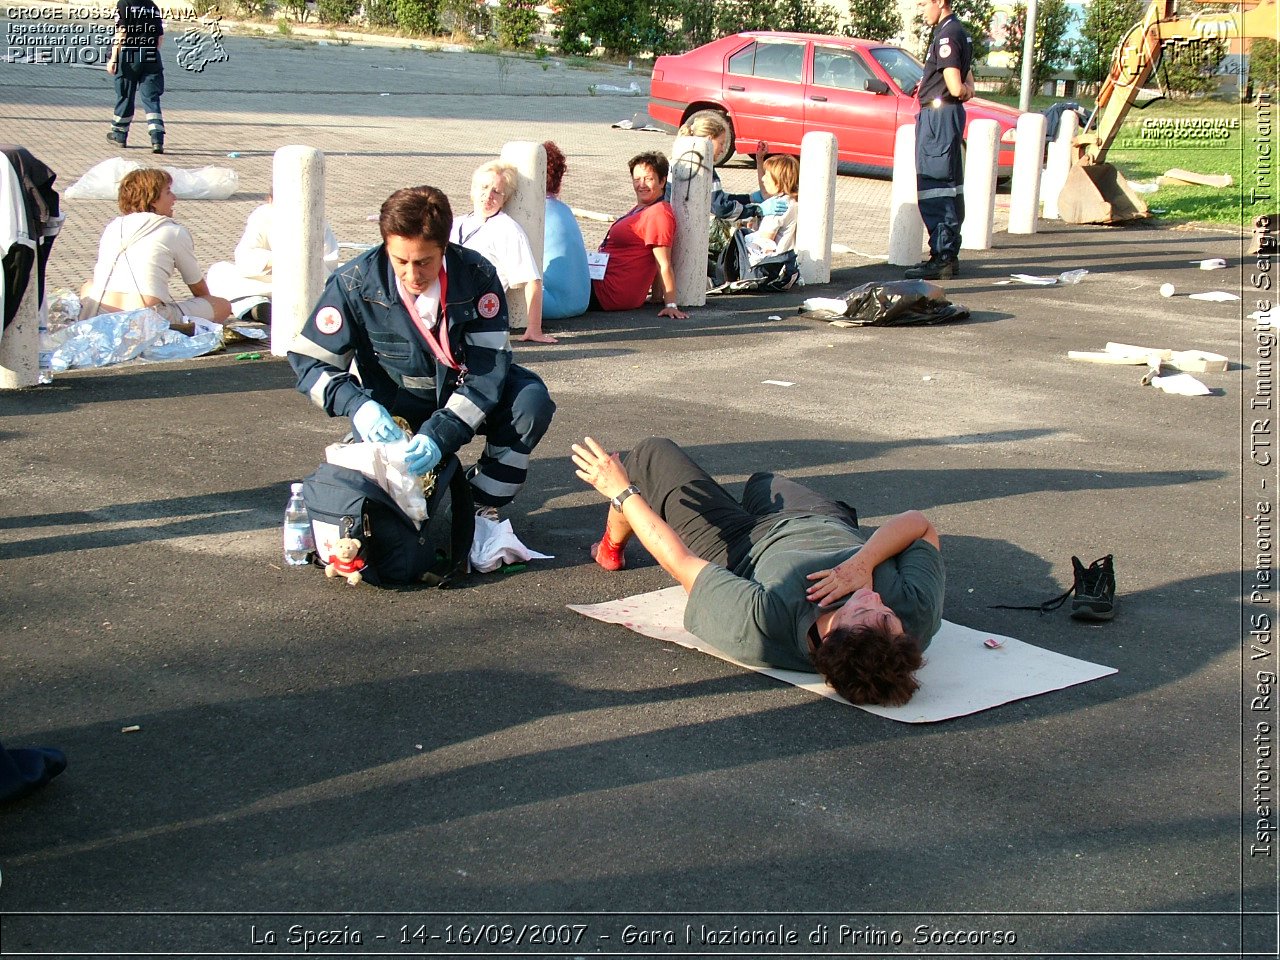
left=799, top=279, right=970, bottom=326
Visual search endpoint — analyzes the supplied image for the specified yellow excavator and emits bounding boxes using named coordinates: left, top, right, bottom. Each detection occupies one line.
left=1058, top=0, right=1278, bottom=224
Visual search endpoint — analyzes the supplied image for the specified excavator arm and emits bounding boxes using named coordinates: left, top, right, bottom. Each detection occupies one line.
left=1058, top=0, right=1276, bottom=223
left=1082, top=0, right=1278, bottom=164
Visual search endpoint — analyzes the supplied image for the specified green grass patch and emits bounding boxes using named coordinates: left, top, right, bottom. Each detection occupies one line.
left=992, top=95, right=1274, bottom=228
left=1104, top=100, right=1268, bottom=228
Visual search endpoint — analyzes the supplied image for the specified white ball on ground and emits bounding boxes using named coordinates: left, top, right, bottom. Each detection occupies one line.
left=1160, top=283, right=1175, bottom=298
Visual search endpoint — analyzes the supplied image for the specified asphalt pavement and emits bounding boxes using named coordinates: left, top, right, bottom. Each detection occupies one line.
left=0, top=11, right=1273, bottom=960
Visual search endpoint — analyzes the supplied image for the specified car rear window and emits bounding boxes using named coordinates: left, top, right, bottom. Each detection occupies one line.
left=813, top=47, right=875, bottom=91
left=727, top=40, right=804, bottom=83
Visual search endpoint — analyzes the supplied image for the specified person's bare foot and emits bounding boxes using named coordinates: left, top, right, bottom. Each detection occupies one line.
left=518, top=330, right=558, bottom=344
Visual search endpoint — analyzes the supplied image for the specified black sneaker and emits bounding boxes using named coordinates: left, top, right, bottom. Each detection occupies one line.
left=905, top=258, right=959, bottom=280
left=151, top=139, right=165, bottom=155
left=1069, top=554, right=1115, bottom=621
left=990, top=553, right=1115, bottom=621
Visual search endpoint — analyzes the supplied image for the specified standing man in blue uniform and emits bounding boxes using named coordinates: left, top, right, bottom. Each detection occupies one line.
left=289, top=186, right=556, bottom=517
left=905, top=0, right=975, bottom=280
left=107, top=0, right=166, bottom=154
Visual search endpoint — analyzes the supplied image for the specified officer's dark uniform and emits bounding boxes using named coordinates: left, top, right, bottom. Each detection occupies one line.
left=109, top=0, right=165, bottom=151
left=914, top=10, right=972, bottom=269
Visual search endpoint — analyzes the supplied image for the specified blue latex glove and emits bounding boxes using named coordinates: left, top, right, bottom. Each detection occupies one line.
left=403, top=433, right=442, bottom=476
left=352, top=400, right=403, bottom=444
left=760, top=195, right=791, bottom=217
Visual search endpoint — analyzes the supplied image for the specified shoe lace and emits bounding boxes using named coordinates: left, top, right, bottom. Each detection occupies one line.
left=990, top=555, right=1112, bottom=613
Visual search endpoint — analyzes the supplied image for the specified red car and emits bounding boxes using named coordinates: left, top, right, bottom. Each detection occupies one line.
left=648, top=31, right=1022, bottom=171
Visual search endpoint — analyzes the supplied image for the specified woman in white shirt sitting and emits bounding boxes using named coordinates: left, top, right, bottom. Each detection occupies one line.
left=450, top=160, right=553, bottom=344
left=206, top=197, right=340, bottom=305
left=79, top=168, right=231, bottom=325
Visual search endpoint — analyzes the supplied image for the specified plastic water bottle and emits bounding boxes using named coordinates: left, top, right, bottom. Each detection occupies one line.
left=37, top=310, right=52, bottom=385
left=283, top=483, right=314, bottom=566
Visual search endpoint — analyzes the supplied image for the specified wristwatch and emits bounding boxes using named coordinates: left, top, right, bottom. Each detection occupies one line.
left=611, top=484, right=641, bottom=511
left=663, top=301, right=677, bottom=310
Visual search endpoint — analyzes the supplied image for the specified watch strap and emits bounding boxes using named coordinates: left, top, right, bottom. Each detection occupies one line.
left=611, top=484, right=641, bottom=511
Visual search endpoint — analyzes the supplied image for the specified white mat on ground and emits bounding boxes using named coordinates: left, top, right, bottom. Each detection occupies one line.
left=568, top=586, right=1116, bottom=723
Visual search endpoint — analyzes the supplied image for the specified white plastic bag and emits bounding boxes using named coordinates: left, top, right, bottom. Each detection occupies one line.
left=324, top=441, right=428, bottom=523
left=64, top=157, right=143, bottom=200
left=64, top=158, right=239, bottom=200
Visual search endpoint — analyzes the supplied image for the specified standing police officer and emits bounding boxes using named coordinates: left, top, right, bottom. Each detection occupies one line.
left=905, top=0, right=975, bottom=280
left=106, top=0, right=166, bottom=154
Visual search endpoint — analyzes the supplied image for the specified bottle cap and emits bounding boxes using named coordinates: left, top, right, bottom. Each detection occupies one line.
left=291, top=482, right=304, bottom=493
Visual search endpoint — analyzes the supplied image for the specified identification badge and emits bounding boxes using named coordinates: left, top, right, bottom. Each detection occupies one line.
left=939, top=40, right=952, bottom=58
left=588, top=252, right=610, bottom=281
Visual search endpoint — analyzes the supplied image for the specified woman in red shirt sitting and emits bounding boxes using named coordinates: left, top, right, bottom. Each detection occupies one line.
left=589, top=152, right=688, bottom=319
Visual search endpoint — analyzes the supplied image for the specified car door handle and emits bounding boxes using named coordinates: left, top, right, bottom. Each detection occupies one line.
left=809, top=95, right=828, bottom=102
left=728, top=84, right=745, bottom=91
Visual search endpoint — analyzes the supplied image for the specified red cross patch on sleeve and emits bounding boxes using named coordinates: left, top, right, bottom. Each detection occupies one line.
left=315, top=306, right=344, bottom=335
left=477, top=292, right=501, bottom=319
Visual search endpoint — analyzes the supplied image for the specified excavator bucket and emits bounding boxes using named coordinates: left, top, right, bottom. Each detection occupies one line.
left=1058, top=160, right=1149, bottom=225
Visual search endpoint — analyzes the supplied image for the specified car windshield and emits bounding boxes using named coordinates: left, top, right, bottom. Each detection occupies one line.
left=871, top=46, right=923, bottom=96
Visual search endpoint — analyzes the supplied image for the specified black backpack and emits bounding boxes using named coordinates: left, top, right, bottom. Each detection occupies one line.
left=708, top=226, right=800, bottom=294
left=302, top=454, right=473, bottom=587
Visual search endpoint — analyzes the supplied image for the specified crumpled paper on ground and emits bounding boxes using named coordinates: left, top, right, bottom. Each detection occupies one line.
left=469, top=514, right=553, bottom=573
left=44, top=309, right=220, bottom=370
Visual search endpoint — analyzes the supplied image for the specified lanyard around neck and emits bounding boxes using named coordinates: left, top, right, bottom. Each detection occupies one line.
left=396, top=266, right=461, bottom=371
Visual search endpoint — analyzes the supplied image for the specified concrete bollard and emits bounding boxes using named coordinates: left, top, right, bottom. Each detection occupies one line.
left=1040, top=111, right=1079, bottom=221
left=960, top=119, right=999, bottom=250
left=0, top=280, right=39, bottom=389
left=670, top=135, right=713, bottom=308
left=498, top=140, right=547, bottom=331
left=887, top=124, right=925, bottom=266
left=271, top=145, right=326, bottom=357
left=796, top=131, right=836, bottom=285
left=1007, top=112, right=1048, bottom=234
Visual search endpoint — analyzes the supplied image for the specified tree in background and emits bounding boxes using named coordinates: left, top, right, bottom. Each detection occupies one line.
left=910, top=0, right=997, bottom=64
left=1158, top=34, right=1229, bottom=97
left=1074, top=0, right=1145, bottom=86
left=497, top=0, right=541, bottom=47
left=1001, top=0, right=1075, bottom=94
left=1251, top=38, right=1278, bottom=96
left=394, top=0, right=441, bottom=34
left=845, top=0, right=902, bottom=41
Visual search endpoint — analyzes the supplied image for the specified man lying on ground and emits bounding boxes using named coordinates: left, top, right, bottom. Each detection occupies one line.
left=571, top=436, right=944, bottom=705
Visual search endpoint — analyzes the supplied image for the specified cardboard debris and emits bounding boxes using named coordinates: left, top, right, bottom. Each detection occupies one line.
left=1068, top=341, right=1228, bottom=373
left=1158, top=168, right=1233, bottom=189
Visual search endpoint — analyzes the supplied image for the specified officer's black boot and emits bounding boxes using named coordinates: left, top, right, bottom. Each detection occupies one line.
left=151, top=134, right=165, bottom=155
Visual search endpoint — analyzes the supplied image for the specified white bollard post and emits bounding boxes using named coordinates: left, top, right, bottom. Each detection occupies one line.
left=271, top=145, right=326, bottom=357
left=888, top=124, right=925, bottom=266
left=960, top=119, right=999, bottom=251
left=796, top=131, right=836, bottom=285
left=670, top=135, right=713, bottom=308
left=1040, top=111, right=1079, bottom=221
left=499, top=141, right=547, bottom=331
left=1007, top=112, right=1047, bottom=234
left=0, top=280, right=39, bottom=389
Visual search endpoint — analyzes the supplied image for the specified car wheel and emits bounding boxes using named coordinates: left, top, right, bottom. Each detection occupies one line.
left=684, top=108, right=735, bottom=166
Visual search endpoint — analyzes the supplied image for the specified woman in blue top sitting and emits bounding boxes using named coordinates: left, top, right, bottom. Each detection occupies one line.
left=540, top=141, right=591, bottom=324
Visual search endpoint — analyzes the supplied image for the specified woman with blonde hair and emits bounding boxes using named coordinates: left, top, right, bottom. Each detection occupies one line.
left=450, top=160, right=553, bottom=344
left=79, top=167, right=231, bottom=325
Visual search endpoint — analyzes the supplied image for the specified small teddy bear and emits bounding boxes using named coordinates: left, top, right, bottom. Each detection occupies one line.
left=325, top=537, right=366, bottom=586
